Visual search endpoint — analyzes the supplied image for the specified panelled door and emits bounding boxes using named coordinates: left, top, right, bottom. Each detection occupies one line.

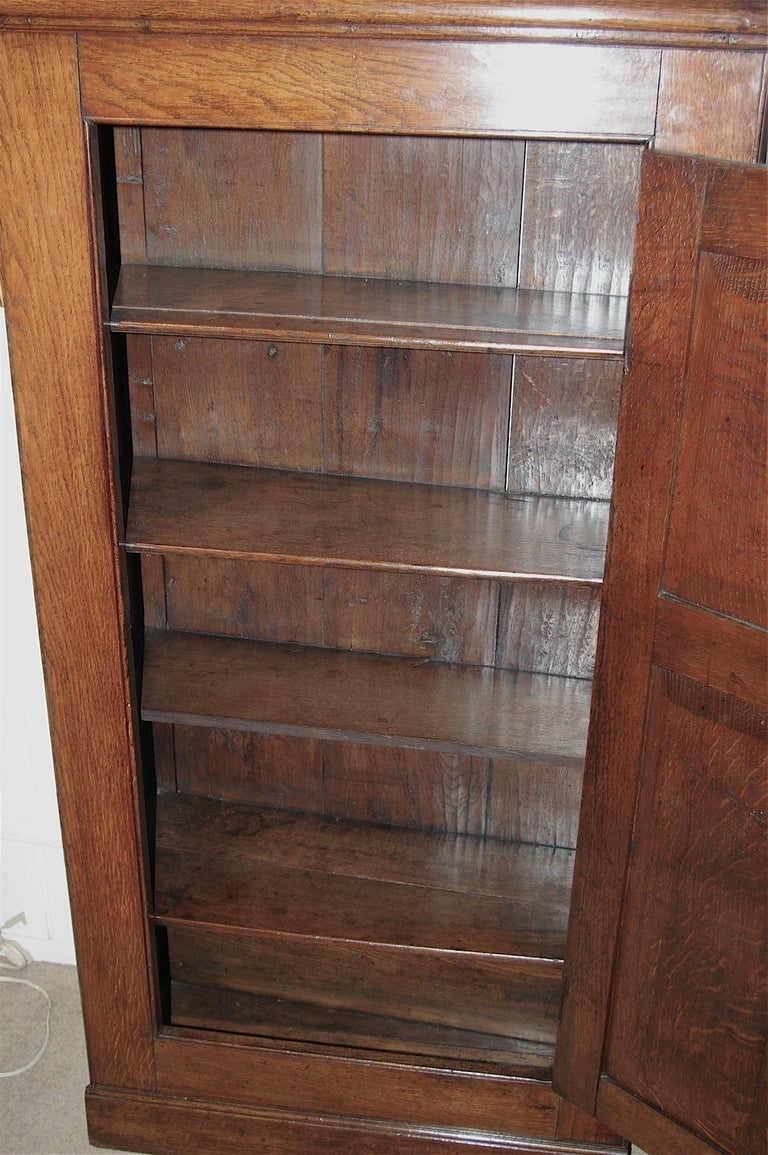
left=554, top=151, right=767, bottom=1155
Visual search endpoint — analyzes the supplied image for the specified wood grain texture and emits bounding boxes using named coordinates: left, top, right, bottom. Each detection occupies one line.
left=111, top=264, right=628, bottom=355
left=126, top=334, right=157, bottom=455
left=154, top=793, right=572, bottom=956
left=655, top=48, right=767, bottom=162
left=0, top=33, right=156, bottom=1088
left=141, top=128, right=323, bottom=271
left=323, top=135, right=523, bottom=285
left=323, top=345, right=512, bottom=487
left=507, top=357, right=623, bottom=500
left=496, top=582, right=601, bottom=679
left=554, top=151, right=713, bottom=1109
left=165, top=922, right=563, bottom=1046
left=485, top=760, right=583, bottom=850
left=151, top=336, right=325, bottom=469
left=141, top=629, right=592, bottom=763
left=125, top=457, right=609, bottom=582
left=79, top=36, right=660, bottom=137
left=662, top=250, right=767, bottom=626
left=604, top=671, right=767, bottom=1154
left=556, top=153, right=768, bottom=1155
left=113, top=126, right=146, bottom=261
left=6, top=0, right=768, bottom=43
left=519, top=143, right=642, bottom=297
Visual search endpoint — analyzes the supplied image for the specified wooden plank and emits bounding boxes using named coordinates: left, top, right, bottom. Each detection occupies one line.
left=113, top=127, right=146, bottom=262
left=141, top=629, right=592, bottom=764
left=486, top=760, right=583, bottom=851
left=602, top=671, right=767, bottom=1153
left=507, top=356, right=623, bottom=501
left=0, top=32, right=156, bottom=1089
left=140, top=128, right=323, bottom=271
left=110, top=265, right=628, bottom=355
left=165, top=922, right=563, bottom=1044
left=322, top=135, right=524, bottom=286
left=7, top=0, right=768, bottom=43
left=323, top=345, right=512, bottom=488
left=661, top=248, right=767, bottom=627
left=79, top=36, right=660, bottom=138
left=169, top=981, right=555, bottom=1070
left=154, top=793, right=573, bottom=956
left=151, top=336, right=325, bottom=470
left=653, top=596, right=768, bottom=709
left=701, top=163, right=768, bottom=258
left=125, top=457, right=609, bottom=583
left=519, top=142, right=642, bottom=297
left=655, top=48, right=767, bottom=163
left=496, top=582, right=601, bottom=679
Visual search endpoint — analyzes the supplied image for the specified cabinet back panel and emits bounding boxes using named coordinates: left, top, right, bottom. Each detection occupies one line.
left=166, top=725, right=582, bottom=849
left=508, top=357, right=624, bottom=499
left=138, top=336, right=511, bottom=488
left=519, top=141, right=643, bottom=297
left=116, top=128, right=643, bottom=295
left=322, top=135, right=524, bottom=286
left=157, top=555, right=598, bottom=677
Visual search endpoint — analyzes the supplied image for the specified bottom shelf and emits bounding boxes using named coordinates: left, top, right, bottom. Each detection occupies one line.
left=154, top=792, right=573, bottom=1072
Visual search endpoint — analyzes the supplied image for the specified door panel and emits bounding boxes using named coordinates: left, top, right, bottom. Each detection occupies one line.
left=554, top=152, right=767, bottom=1155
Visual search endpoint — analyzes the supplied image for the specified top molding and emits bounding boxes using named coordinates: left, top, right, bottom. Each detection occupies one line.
left=0, top=0, right=766, bottom=47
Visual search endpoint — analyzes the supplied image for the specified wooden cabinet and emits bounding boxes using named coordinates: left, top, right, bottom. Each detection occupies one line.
left=0, top=6, right=765, bottom=1154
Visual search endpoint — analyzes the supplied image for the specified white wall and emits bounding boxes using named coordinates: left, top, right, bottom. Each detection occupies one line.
left=0, top=307, right=76, bottom=964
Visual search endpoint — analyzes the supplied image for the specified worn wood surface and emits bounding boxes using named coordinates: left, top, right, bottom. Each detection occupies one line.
left=125, top=457, right=608, bottom=582
left=154, top=793, right=573, bottom=954
left=165, top=923, right=563, bottom=1048
left=111, top=265, right=628, bottom=355
left=555, top=152, right=768, bottom=1155
left=142, top=629, right=591, bottom=763
left=4, top=0, right=767, bottom=43
left=79, top=36, right=660, bottom=137
left=0, top=32, right=156, bottom=1089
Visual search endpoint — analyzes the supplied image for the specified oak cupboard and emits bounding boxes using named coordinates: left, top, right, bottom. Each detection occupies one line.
left=0, top=4, right=765, bottom=1154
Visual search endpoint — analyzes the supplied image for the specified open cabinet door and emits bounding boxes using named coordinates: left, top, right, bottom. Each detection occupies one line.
left=554, top=150, right=767, bottom=1155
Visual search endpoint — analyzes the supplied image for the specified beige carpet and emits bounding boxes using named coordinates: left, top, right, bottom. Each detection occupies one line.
left=0, top=961, right=650, bottom=1155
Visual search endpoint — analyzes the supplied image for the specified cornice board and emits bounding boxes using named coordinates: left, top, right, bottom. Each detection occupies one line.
left=0, top=1, right=766, bottom=46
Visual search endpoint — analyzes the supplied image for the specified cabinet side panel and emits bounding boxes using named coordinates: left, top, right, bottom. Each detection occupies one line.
left=0, top=33, right=155, bottom=1086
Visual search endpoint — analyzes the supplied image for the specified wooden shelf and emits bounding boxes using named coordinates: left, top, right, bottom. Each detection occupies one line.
left=142, top=629, right=592, bottom=764
left=110, top=264, right=628, bottom=356
left=155, top=792, right=571, bottom=1061
left=125, top=458, right=609, bottom=584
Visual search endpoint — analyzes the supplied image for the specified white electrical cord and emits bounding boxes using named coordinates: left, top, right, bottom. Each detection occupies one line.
left=0, top=974, right=52, bottom=1077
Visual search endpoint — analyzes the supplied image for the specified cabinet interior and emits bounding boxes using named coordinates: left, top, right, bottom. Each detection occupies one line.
left=100, top=125, right=643, bottom=1079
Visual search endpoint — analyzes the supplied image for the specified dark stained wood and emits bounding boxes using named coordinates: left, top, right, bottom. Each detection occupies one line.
left=140, top=128, right=323, bottom=271
left=661, top=251, right=767, bottom=626
left=507, top=357, right=623, bottom=500
left=323, top=135, right=524, bottom=286
left=165, top=923, right=563, bottom=1047
left=168, top=981, right=555, bottom=1070
left=323, top=345, right=511, bottom=488
left=139, top=553, right=167, bottom=629
left=113, top=127, right=146, bottom=262
left=142, top=629, right=592, bottom=764
left=322, top=742, right=490, bottom=834
left=111, top=264, right=629, bottom=355
left=79, top=36, right=661, bottom=137
left=556, top=1100, right=626, bottom=1148
left=162, top=555, right=325, bottom=645
left=0, top=32, right=156, bottom=1089
left=496, top=582, right=601, bottom=679
left=653, top=596, right=768, bottom=709
left=154, top=793, right=572, bottom=955
left=603, top=671, right=767, bottom=1154
left=125, top=334, right=157, bottom=455
left=655, top=48, right=767, bottom=163
left=555, top=153, right=768, bottom=1155
left=519, top=143, right=642, bottom=297
left=172, top=725, right=325, bottom=810
left=485, top=760, right=583, bottom=850
left=554, top=150, right=714, bottom=1111
left=125, top=457, right=609, bottom=583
